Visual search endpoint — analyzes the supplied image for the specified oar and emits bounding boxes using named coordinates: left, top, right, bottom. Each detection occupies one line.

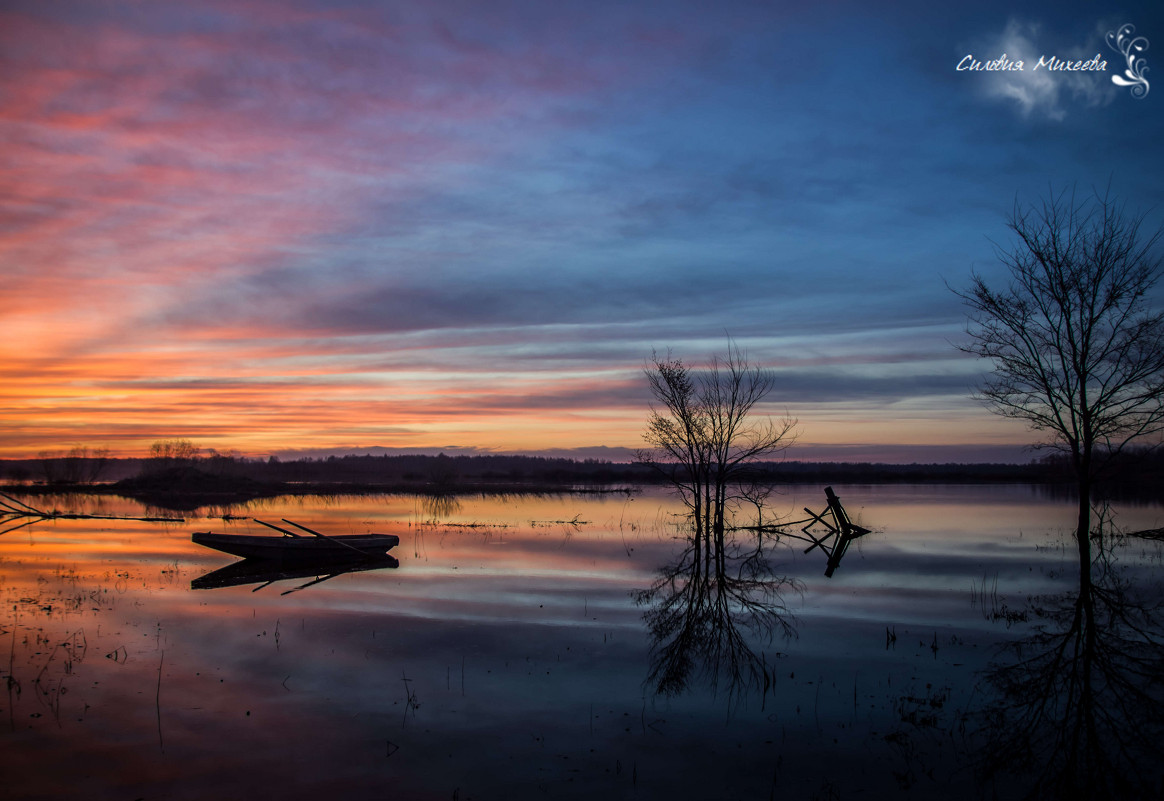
left=252, top=518, right=302, bottom=537
left=281, top=519, right=370, bottom=558
left=280, top=571, right=348, bottom=596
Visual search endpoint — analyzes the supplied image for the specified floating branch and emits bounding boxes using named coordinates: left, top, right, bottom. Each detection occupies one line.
left=530, top=514, right=590, bottom=527
left=741, top=487, right=873, bottom=578
left=0, top=492, right=183, bottom=534
left=0, top=494, right=42, bottom=515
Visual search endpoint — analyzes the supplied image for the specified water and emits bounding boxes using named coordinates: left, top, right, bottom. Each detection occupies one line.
left=2, top=485, right=1162, bottom=800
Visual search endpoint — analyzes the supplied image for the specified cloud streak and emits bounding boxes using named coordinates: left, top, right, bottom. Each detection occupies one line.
left=2, top=0, right=1161, bottom=460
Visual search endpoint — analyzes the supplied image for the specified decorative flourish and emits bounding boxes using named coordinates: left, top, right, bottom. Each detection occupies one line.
left=1106, top=24, right=1150, bottom=98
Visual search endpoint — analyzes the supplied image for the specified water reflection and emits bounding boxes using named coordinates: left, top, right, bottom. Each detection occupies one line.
left=635, top=517, right=798, bottom=702
left=421, top=494, right=463, bottom=518
left=192, top=554, right=399, bottom=593
left=4, top=487, right=1162, bottom=800
left=0, top=491, right=184, bottom=535
left=635, top=488, right=877, bottom=703
left=973, top=529, right=1164, bottom=800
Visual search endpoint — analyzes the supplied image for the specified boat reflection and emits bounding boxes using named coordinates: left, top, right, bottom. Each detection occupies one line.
left=635, top=517, right=799, bottom=702
left=972, top=528, right=1164, bottom=800
left=192, top=554, right=399, bottom=593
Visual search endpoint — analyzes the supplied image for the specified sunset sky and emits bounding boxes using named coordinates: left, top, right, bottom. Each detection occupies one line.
left=2, top=0, right=1163, bottom=462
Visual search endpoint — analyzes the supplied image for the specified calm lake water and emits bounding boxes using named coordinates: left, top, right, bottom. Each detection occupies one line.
left=2, top=485, right=1162, bottom=800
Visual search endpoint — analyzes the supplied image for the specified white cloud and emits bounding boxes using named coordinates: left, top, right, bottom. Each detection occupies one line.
left=966, top=19, right=1116, bottom=121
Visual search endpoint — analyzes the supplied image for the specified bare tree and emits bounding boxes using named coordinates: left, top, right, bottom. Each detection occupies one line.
left=37, top=450, right=63, bottom=484
left=59, top=445, right=111, bottom=484
left=147, top=439, right=201, bottom=474
left=954, top=187, right=1164, bottom=584
left=638, top=341, right=797, bottom=542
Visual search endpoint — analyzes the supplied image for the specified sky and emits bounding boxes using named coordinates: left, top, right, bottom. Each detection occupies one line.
left=2, top=0, right=1163, bottom=463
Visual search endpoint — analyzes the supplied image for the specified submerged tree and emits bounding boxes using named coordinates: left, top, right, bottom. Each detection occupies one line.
left=954, top=187, right=1164, bottom=585
left=638, top=342, right=797, bottom=542
left=973, top=528, right=1164, bottom=800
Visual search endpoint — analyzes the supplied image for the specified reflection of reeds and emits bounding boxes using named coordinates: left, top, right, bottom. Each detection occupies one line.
left=155, top=648, right=164, bottom=752
left=969, top=571, right=1028, bottom=626
left=968, top=571, right=998, bottom=612
left=33, top=628, right=87, bottom=724
left=6, top=608, right=19, bottom=732
left=401, top=672, right=420, bottom=727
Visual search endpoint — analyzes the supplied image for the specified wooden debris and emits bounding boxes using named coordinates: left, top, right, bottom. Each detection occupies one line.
left=0, top=492, right=183, bottom=535
left=742, top=486, right=873, bottom=578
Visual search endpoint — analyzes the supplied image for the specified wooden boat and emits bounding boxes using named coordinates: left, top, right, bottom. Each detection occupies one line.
left=192, top=518, right=400, bottom=561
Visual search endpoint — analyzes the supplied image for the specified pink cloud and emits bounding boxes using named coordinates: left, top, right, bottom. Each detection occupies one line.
left=2, top=2, right=992, bottom=460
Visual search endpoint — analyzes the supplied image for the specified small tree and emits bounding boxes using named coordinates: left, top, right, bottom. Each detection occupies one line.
left=59, top=445, right=111, bottom=484
left=147, top=439, right=201, bottom=474
left=638, top=342, right=797, bottom=541
left=954, top=187, right=1164, bottom=582
left=37, top=450, right=63, bottom=483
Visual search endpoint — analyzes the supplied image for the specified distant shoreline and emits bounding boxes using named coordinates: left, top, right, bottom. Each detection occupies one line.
left=2, top=452, right=1160, bottom=510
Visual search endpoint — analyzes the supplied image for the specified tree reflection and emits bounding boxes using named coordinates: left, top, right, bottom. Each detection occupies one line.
left=634, top=520, right=798, bottom=702
left=974, top=529, right=1164, bottom=800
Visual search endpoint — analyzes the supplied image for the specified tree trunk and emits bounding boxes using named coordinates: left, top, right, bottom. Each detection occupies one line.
left=1076, top=472, right=1092, bottom=596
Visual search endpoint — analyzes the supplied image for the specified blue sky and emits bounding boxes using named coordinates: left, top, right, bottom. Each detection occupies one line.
left=2, top=0, right=1162, bottom=461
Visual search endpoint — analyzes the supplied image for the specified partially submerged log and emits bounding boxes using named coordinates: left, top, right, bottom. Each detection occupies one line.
left=0, top=492, right=183, bottom=534
left=739, top=486, right=873, bottom=578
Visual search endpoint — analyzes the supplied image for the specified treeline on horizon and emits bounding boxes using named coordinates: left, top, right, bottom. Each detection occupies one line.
left=2, top=448, right=1162, bottom=492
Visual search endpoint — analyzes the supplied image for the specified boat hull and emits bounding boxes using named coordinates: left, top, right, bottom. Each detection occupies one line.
left=192, top=531, right=400, bottom=561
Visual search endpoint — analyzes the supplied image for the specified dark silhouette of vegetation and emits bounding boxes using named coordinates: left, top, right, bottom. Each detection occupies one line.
left=112, top=466, right=277, bottom=511
left=5, top=451, right=1164, bottom=505
left=953, top=186, right=1164, bottom=594
left=35, top=445, right=110, bottom=484
left=146, top=439, right=201, bottom=473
